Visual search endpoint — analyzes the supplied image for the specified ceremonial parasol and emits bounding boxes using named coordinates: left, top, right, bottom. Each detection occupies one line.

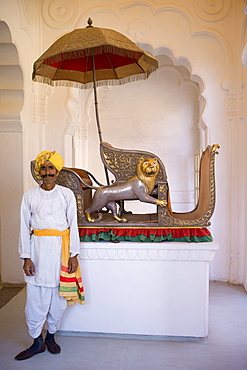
left=32, top=18, right=158, bottom=182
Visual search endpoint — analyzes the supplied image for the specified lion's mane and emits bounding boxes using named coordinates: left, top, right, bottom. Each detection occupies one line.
left=136, top=158, right=159, bottom=194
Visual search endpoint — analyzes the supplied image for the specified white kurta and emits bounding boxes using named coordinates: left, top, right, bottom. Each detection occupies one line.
left=19, top=184, right=80, bottom=287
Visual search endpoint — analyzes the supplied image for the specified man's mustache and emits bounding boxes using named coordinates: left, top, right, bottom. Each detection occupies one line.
left=41, top=174, right=55, bottom=178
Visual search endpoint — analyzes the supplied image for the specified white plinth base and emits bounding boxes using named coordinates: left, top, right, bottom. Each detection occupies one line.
left=59, top=241, right=219, bottom=338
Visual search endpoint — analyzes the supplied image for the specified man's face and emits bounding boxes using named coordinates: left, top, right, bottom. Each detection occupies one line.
left=39, top=160, right=59, bottom=185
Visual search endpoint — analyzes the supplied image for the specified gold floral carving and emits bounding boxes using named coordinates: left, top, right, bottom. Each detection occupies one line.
left=56, top=170, right=86, bottom=223
left=101, top=143, right=166, bottom=182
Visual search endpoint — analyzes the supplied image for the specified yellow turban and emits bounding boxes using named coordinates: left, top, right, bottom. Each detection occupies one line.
left=34, top=150, right=64, bottom=179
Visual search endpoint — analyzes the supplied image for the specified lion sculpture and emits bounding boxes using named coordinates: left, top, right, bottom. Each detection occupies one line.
left=85, top=157, right=167, bottom=223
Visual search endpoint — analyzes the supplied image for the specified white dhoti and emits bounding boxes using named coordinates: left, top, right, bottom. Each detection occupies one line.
left=25, top=284, right=67, bottom=338
left=19, top=185, right=81, bottom=339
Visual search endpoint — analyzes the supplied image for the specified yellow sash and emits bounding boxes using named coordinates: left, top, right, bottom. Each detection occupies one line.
left=33, top=229, right=85, bottom=305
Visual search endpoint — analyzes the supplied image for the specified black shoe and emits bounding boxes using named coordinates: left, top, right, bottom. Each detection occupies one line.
left=15, top=334, right=45, bottom=361
left=45, top=331, right=61, bottom=354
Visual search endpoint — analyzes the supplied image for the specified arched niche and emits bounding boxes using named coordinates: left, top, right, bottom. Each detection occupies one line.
left=0, top=21, right=24, bottom=285
left=143, top=44, right=207, bottom=148
left=0, top=21, right=24, bottom=131
left=78, top=45, right=206, bottom=212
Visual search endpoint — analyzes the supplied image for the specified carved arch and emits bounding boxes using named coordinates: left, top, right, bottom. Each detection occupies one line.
left=0, top=21, right=24, bottom=132
left=138, top=44, right=208, bottom=149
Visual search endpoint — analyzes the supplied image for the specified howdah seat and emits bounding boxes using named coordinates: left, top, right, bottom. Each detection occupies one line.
left=31, top=142, right=219, bottom=228
left=99, top=142, right=219, bottom=227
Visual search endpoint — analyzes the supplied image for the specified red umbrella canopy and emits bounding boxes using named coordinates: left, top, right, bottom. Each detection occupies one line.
left=32, top=20, right=158, bottom=89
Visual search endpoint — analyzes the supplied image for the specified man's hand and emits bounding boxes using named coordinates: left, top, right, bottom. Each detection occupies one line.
left=68, top=255, right=78, bottom=274
left=23, top=258, right=35, bottom=276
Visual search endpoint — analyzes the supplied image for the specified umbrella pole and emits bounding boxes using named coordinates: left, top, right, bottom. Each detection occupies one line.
left=92, top=55, right=103, bottom=143
left=92, top=54, right=110, bottom=185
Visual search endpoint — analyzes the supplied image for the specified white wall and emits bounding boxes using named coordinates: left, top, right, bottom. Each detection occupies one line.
left=0, top=0, right=247, bottom=285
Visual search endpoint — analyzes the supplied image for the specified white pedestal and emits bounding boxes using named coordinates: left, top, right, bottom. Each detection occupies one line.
left=59, top=241, right=219, bottom=338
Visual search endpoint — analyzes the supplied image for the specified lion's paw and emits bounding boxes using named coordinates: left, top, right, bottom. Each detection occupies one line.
left=156, top=200, right=167, bottom=207
left=85, top=211, right=102, bottom=223
left=114, top=216, right=128, bottom=223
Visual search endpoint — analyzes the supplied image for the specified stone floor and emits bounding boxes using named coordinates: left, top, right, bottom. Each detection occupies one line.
left=0, top=284, right=24, bottom=309
left=0, top=281, right=247, bottom=370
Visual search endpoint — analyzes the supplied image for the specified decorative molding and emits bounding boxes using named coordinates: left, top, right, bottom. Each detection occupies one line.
left=193, top=0, right=231, bottom=22
left=42, top=0, right=79, bottom=29
left=222, top=78, right=246, bottom=122
left=76, top=2, right=195, bottom=36
left=64, top=88, right=80, bottom=166
left=127, top=18, right=147, bottom=40
left=32, top=83, right=53, bottom=125
left=79, top=243, right=219, bottom=262
left=221, top=80, right=237, bottom=120
left=81, top=89, right=94, bottom=141
left=81, top=114, right=90, bottom=141
left=239, top=81, right=245, bottom=120
left=65, top=88, right=80, bottom=136
left=20, top=0, right=35, bottom=25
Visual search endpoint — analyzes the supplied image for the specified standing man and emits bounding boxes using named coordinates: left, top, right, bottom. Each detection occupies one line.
left=15, top=150, right=85, bottom=361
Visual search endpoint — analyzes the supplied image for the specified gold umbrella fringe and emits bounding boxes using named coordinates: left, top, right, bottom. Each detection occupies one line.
left=33, top=67, right=156, bottom=90
left=34, top=46, right=158, bottom=70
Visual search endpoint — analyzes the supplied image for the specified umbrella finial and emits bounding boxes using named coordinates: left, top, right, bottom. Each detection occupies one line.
left=87, top=18, right=93, bottom=27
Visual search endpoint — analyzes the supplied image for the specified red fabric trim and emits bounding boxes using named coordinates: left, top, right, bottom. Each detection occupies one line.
left=78, top=227, right=211, bottom=238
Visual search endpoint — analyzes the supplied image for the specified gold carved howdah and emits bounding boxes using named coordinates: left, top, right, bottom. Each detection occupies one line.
left=30, top=143, right=219, bottom=228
